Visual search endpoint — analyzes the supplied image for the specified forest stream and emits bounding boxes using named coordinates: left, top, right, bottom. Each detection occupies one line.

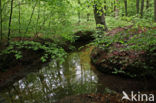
left=0, top=46, right=156, bottom=103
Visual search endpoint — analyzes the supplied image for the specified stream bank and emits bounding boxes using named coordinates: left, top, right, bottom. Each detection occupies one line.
left=0, top=46, right=156, bottom=103
left=0, top=30, right=95, bottom=90
left=90, top=27, right=156, bottom=79
left=0, top=28, right=156, bottom=103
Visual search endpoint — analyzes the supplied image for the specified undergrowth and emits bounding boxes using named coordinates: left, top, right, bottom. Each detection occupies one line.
left=0, top=41, right=67, bottom=63
left=92, top=28, right=156, bottom=78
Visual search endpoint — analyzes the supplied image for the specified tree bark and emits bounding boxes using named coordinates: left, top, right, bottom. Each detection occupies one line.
left=0, top=0, right=2, bottom=40
left=140, top=0, right=144, bottom=18
left=136, top=0, right=140, bottom=14
left=124, top=0, right=128, bottom=16
left=154, top=0, right=156, bottom=22
left=93, top=4, right=108, bottom=31
left=8, top=0, right=14, bottom=42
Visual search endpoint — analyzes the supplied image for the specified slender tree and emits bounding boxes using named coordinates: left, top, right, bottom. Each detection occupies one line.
left=8, top=0, right=14, bottom=42
left=154, top=0, right=156, bottom=21
left=136, top=0, right=140, bottom=14
left=140, top=0, right=144, bottom=18
left=124, top=0, right=128, bottom=16
left=25, top=1, right=37, bottom=34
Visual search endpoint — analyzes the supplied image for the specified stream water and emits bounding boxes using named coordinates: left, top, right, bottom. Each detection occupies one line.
left=0, top=47, right=156, bottom=103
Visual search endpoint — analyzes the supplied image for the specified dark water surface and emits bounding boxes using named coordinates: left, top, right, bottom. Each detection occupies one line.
left=0, top=47, right=156, bottom=103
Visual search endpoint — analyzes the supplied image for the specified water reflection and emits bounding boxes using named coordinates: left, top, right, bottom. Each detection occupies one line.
left=0, top=47, right=156, bottom=103
left=0, top=48, right=99, bottom=103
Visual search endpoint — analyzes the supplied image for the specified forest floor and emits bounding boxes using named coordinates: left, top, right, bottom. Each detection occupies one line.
left=91, top=26, right=156, bottom=78
left=0, top=26, right=156, bottom=103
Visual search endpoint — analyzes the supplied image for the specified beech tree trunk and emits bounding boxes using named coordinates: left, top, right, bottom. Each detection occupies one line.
left=94, top=4, right=108, bottom=31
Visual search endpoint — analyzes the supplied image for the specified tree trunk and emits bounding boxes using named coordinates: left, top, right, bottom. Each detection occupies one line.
left=25, top=1, right=37, bottom=34
left=146, top=0, right=149, bottom=9
left=93, top=4, right=108, bottom=31
left=18, top=0, right=21, bottom=34
left=136, top=0, right=140, bottom=14
left=140, top=0, right=144, bottom=18
left=124, top=0, right=128, bottom=16
left=154, top=0, right=156, bottom=22
left=8, top=0, right=14, bottom=42
left=0, top=0, right=2, bottom=40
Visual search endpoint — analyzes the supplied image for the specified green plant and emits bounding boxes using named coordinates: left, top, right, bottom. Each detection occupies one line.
left=0, top=41, right=67, bottom=63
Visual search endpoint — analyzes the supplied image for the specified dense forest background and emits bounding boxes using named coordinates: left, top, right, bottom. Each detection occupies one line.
left=0, top=0, right=156, bottom=42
